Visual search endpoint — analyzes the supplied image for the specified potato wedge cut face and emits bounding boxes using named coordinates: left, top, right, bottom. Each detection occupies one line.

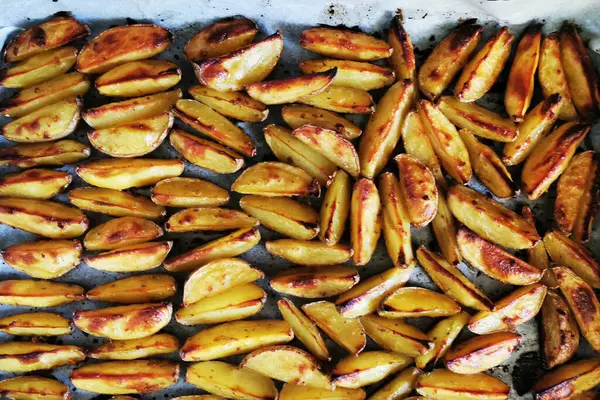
left=232, top=162, right=320, bottom=197
left=388, top=15, right=417, bottom=82
left=521, top=207, right=554, bottom=287
left=544, top=230, right=600, bottom=288
left=0, top=312, right=71, bottom=336
left=282, top=105, right=361, bottom=140
left=96, top=60, right=181, bottom=97
left=0, top=168, right=71, bottom=199
left=360, top=314, right=432, bottom=357
left=280, top=383, right=365, bottom=400
left=165, top=207, right=257, bottom=233
left=379, top=287, right=461, bottom=318
left=299, top=85, right=374, bottom=114
left=415, top=312, right=471, bottom=371
left=369, top=366, right=420, bottom=400
left=152, top=177, right=229, bottom=208
left=444, top=332, right=521, bottom=374
left=351, top=178, right=382, bottom=266
left=86, top=274, right=177, bottom=304
left=0, top=139, right=90, bottom=169
left=432, top=190, right=462, bottom=266
left=246, top=70, right=336, bottom=105
left=0, top=375, right=70, bottom=400
left=89, top=333, right=179, bottom=360
left=299, top=59, right=394, bottom=91
left=319, top=170, right=351, bottom=245
left=300, top=27, right=392, bottom=61
left=2, top=239, right=81, bottom=279
left=84, top=241, right=172, bottom=272
left=396, top=154, right=438, bottom=227
left=332, top=351, right=412, bottom=388
left=542, top=290, right=579, bottom=369
left=69, top=187, right=166, bottom=219
left=534, top=358, right=600, bottom=400
left=277, top=298, right=329, bottom=361
left=84, top=216, right=163, bottom=251
left=190, top=85, right=268, bottom=122
left=0, top=279, right=84, bottom=307
left=416, top=369, right=510, bottom=400
left=0, top=341, right=85, bottom=373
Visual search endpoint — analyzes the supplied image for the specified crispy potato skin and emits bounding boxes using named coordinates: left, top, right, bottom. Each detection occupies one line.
left=184, top=17, right=257, bottom=62
left=299, top=27, right=392, bottom=61
left=246, top=70, right=336, bottom=105
left=544, top=230, right=600, bottom=288
left=271, top=266, right=358, bottom=298
left=0, top=341, right=85, bottom=373
left=416, top=369, right=510, bottom=399
left=0, top=168, right=71, bottom=199
left=281, top=105, right=361, bottom=140
left=88, top=332, right=180, bottom=360
left=395, top=153, right=438, bottom=228
left=0, top=375, right=71, bottom=399
left=2, top=239, right=81, bottom=279
left=84, top=217, right=162, bottom=251
left=299, top=86, right=375, bottom=114
left=522, top=207, right=554, bottom=287
left=320, top=170, right=352, bottom=245
left=165, top=207, right=257, bottom=233
left=444, top=332, right=521, bottom=374
left=350, top=178, right=382, bottom=266
left=299, top=58, right=395, bottom=91
left=542, top=290, right=579, bottom=369
left=388, top=15, right=417, bottom=83
left=0, top=139, right=90, bottom=168
left=534, top=358, right=600, bottom=400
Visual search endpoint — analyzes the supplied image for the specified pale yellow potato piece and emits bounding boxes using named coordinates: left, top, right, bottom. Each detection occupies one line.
left=300, top=27, right=391, bottom=60
left=165, top=207, right=257, bottom=233
left=415, top=312, right=471, bottom=371
left=388, top=14, right=417, bottom=84
left=84, top=216, right=163, bottom=251
left=0, top=312, right=71, bottom=336
left=299, top=85, right=374, bottom=114
left=522, top=207, right=555, bottom=288
left=0, top=279, right=83, bottom=307
left=379, top=287, right=461, bottom=318
left=190, top=85, right=268, bottom=122
left=333, top=351, right=412, bottom=388
left=0, top=375, right=70, bottom=400
left=2, top=239, right=81, bottom=279
left=369, top=367, right=420, bottom=400
left=542, top=290, right=579, bottom=369
left=534, top=358, right=600, bottom=400
left=433, top=189, right=462, bottom=266
left=396, top=153, right=438, bottom=227
left=319, top=170, right=351, bottom=245
left=444, top=332, right=520, bottom=374
left=277, top=298, right=329, bottom=361
left=89, top=333, right=179, bottom=360
left=0, top=139, right=90, bottom=168
left=416, top=369, right=509, bottom=400
left=280, top=383, right=365, bottom=400
left=299, top=59, right=395, bottom=91
left=360, top=314, right=432, bottom=357
left=246, top=70, right=336, bottom=105
left=86, top=274, right=177, bottom=304
left=95, top=60, right=181, bottom=97
left=0, top=168, right=71, bottom=199
left=544, top=230, right=600, bottom=288
left=0, top=342, right=84, bottom=373
left=351, top=178, right=381, bottom=266
left=232, top=161, right=320, bottom=197
left=84, top=241, right=172, bottom=272
left=152, top=177, right=229, bottom=208
left=282, top=105, right=361, bottom=140
left=69, top=187, right=166, bottom=219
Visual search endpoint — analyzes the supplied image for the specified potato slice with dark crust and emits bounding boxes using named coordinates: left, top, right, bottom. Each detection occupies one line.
left=3, top=14, right=89, bottom=62
left=522, top=207, right=555, bottom=287
left=395, top=154, right=438, bottom=227
left=402, top=110, right=445, bottom=187
left=190, top=85, right=268, bottom=122
left=388, top=14, right=417, bottom=84
left=232, top=162, right=320, bottom=197
left=542, top=290, right=579, bottom=369
left=303, top=301, right=366, bottom=355
left=360, top=314, right=432, bottom=357
left=370, top=367, right=420, bottom=400
left=0, top=279, right=83, bottom=307
left=0, top=139, right=90, bottom=168
left=165, top=207, right=257, bottom=233
left=0, top=312, right=71, bottom=336
left=0, top=375, right=70, bottom=400
left=447, top=185, right=540, bottom=249
left=416, top=369, right=509, bottom=400
left=299, top=27, right=391, bottom=61
left=454, top=27, right=514, bottom=102
left=320, top=170, right=351, bottom=245
left=184, top=17, right=257, bottom=62
left=95, top=60, right=181, bottom=97
left=444, top=332, right=521, bottom=374
left=0, top=168, right=71, bottom=199
left=505, top=25, right=542, bottom=122
left=271, top=266, right=359, bottom=298
left=86, top=274, right=177, bottom=304
left=359, top=79, right=415, bottom=178
left=151, top=177, right=229, bottom=208
left=280, top=383, right=365, bottom=400
left=300, top=59, right=394, bottom=91
left=534, top=358, right=600, bottom=400
left=246, top=70, right=336, bottom=105
left=2, top=239, right=81, bottom=279
left=84, top=241, right=173, bottom=272
left=332, top=351, right=412, bottom=388
left=418, top=23, right=483, bottom=100
left=282, top=105, right=361, bottom=140
left=544, top=231, right=600, bottom=288
left=380, top=287, right=460, bottom=318
left=351, top=178, right=381, bottom=266
left=522, top=121, right=590, bottom=200
left=415, top=312, right=470, bottom=371
left=194, top=32, right=283, bottom=92
left=88, top=333, right=179, bottom=360
left=0, top=341, right=85, bottom=373
left=77, top=24, right=173, bottom=74
left=278, top=298, right=329, bottom=361
left=299, top=86, right=374, bottom=114
left=68, top=187, right=166, bottom=219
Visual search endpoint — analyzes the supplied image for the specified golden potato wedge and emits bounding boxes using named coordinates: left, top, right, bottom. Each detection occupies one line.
left=454, top=27, right=514, bottom=102
left=84, top=241, right=172, bottom=272
left=0, top=168, right=71, bottom=199
left=333, top=351, right=412, bottom=388
left=395, top=154, right=438, bottom=227
left=444, top=332, right=520, bottom=374
left=89, top=333, right=179, bottom=360
left=534, top=358, right=600, bottom=400
left=71, top=360, right=179, bottom=395
left=505, top=25, right=542, bottom=122
left=76, top=158, right=184, bottom=190
left=437, top=96, right=518, bottom=143
left=0, top=375, right=70, bottom=400
left=468, top=283, right=547, bottom=335
left=544, top=230, right=600, bottom=288
left=415, top=312, right=471, bottom=371
left=418, top=23, right=483, bottom=100
left=277, top=298, right=329, bottom=361
left=88, top=112, right=172, bottom=157
left=68, top=187, right=166, bottom=219
left=350, top=178, right=381, bottom=266
left=86, top=274, right=177, bottom=304
left=184, top=17, right=257, bottom=62
left=416, top=369, right=509, bottom=400
left=77, top=24, right=173, bottom=74
left=560, top=23, right=600, bottom=120
left=416, top=247, right=492, bottom=311
left=0, top=279, right=83, bottom=307
left=246, top=70, right=336, bottom=105
left=369, top=367, right=420, bottom=400
left=359, top=79, right=415, bottom=178
left=177, top=283, right=265, bottom=325
left=0, top=312, right=71, bottom=336
left=0, top=197, right=88, bottom=239
left=379, top=287, right=461, bottom=318
left=542, top=290, right=579, bottom=369
left=281, top=105, right=361, bottom=140
left=187, top=361, right=277, bottom=400
left=299, top=27, right=391, bottom=61
left=447, top=185, right=539, bottom=249
left=388, top=14, right=417, bottom=83
left=240, top=195, right=318, bottom=240
left=241, top=345, right=331, bottom=389
left=233, top=162, right=320, bottom=197
left=417, top=100, right=472, bottom=184
left=299, top=59, right=394, bottom=91
left=280, top=383, right=365, bottom=400
left=1, top=72, right=89, bottom=118
left=73, top=302, right=172, bottom=340
left=165, top=207, right=257, bottom=233
left=0, top=342, right=84, bottom=373
left=360, top=314, right=432, bottom=357
left=151, top=177, right=228, bottom=208
left=522, top=122, right=591, bottom=200
left=457, top=228, right=542, bottom=285
left=503, top=94, right=563, bottom=166
left=2, top=239, right=81, bottom=278
left=432, top=190, right=462, bottom=265
left=164, top=226, right=260, bottom=272
left=182, top=257, right=264, bottom=305
left=95, top=60, right=181, bottom=97
left=319, top=170, right=351, bottom=245
left=181, top=320, right=293, bottom=361
left=336, top=266, right=413, bottom=318
left=299, top=85, right=374, bottom=114
left=190, top=85, right=268, bottom=122
left=194, top=32, right=283, bottom=91
left=3, top=15, right=89, bottom=63
left=539, top=33, right=578, bottom=120
left=0, top=139, right=90, bottom=168
left=173, top=99, right=256, bottom=157
left=84, top=217, right=162, bottom=251
left=521, top=207, right=555, bottom=287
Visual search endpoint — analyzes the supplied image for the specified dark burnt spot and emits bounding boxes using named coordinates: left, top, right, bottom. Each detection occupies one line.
left=571, top=286, right=598, bottom=321
left=448, top=24, right=482, bottom=51
left=30, top=27, right=47, bottom=46
left=206, top=19, right=255, bottom=44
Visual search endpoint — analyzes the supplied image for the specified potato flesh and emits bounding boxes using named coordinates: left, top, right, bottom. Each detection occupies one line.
left=84, top=216, right=163, bottom=251
left=360, top=314, right=432, bottom=357
left=396, top=153, right=438, bottom=228
left=0, top=168, right=71, bottom=199
left=246, top=70, right=336, bottom=105
left=388, top=15, right=417, bottom=83
left=0, top=139, right=90, bottom=168
left=351, top=178, right=381, bottom=266
left=184, top=17, right=257, bottom=62
left=299, top=59, right=395, bottom=91
left=415, top=312, right=470, bottom=370
left=299, top=85, right=374, bottom=114
left=68, top=187, right=166, bottom=219
left=299, top=27, right=392, bottom=61
left=379, top=287, right=461, bottom=318
left=0, top=341, right=85, bottom=373
left=232, top=162, right=320, bottom=197
left=416, top=369, right=509, bottom=400
left=332, top=351, right=412, bottom=388
left=541, top=290, right=579, bottom=369
left=544, top=230, right=600, bottom=289
left=271, top=265, right=359, bottom=298
left=190, top=84, right=268, bottom=122
left=0, top=279, right=84, bottom=307
left=151, top=177, right=229, bottom=208
left=165, top=207, right=257, bottom=232
left=86, top=274, right=177, bottom=304
left=83, top=241, right=173, bottom=272
left=277, top=298, right=329, bottom=361
left=0, top=375, right=70, bottom=400
left=95, top=60, right=181, bottom=97
left=89, top=333, right=180, bottom=360
left=0, top=312, right=71, bottom=336
left=2, top=239, right=81, bottom=279
left=444, top=332, right=521, bottom=374
left=281, top=105, right=361, bottom=140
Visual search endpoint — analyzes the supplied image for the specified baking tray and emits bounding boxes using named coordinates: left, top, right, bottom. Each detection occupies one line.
left=0, top=0, right=599, bottom=398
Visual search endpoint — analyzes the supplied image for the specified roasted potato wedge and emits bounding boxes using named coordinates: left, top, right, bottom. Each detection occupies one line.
left=319, top=170, right=351, bottom=245
left=544, top=230, right=600, bottom=288
left=542, top=290, right=579, bottom=369
left=184, top=17, right=257, bottom=61
left=281, top=105, right=361, bottom=140
left=395, top=154, right=438, bottom=227
left=86, top=274, right=176, bottom=304
left=418, top=23, right=482, bottom=100
left=278, top=298, right=329, bottom=361
left=84, top=216, right=162, bottom=251
left=69, top=187, right=166, bottom=219
left=415, top=312, right=471, bottom=371
left=0, top=341, right=85, bottom=373
left=360, top=314, right=432, bottom=357
left=402, top=110, right=445, bottom=187
left=351, top=178, right=381, bottom=266
left=246, top=70, right=336, bottom=105
left=84, top=241, right=172, bottom=272
left=0, top=312, right=71, bottom=336
left=299, top=27, right=391, bottom=61
left=534, top=358, right=600, bottom=400
left=95, top=60, right=181, bottom=97
left=299, top=85, right=374, bottom=114
left=300, top=59, right=394, bottom=91
left=2, top=239, right=81, bottom=278
left=505, top=25, right=542, bottom=122
left=359, top=79, right=415, bottom=178
left=333, top=351, right=412, bottom=388
left=388, top=14, right=417, bottom=83
left=194, top=32, right=283, bottom=91
left=232, top=162, right=320, bottom=197
left=522, top=207, right=555, bottom=287
left=432, top=190, right=462, bottom=265
left=190, top=85, right=268, bottom=122
left=416, top=369, right=509, bottom=400
left=0, top=139, right=90, bottom=168
left=165, top=207, right=257, bottom=233
left=444, top=332, right=521, bottom=374
left=379, top=287, right=461, bottom=318
left=522, top=122, right=590, bottom=200
left=369, top=367, right=420, bottom=400
left=0, top=375, right=70, bottom=400
left=0, top=168, right=71, bottom=199
left=152, top=177, right=229, bottom=208
left=0, top=279, right=83, bottom=307
left=89, top=333, right=179, bottom=360
left=280, top=383, right=365, bottom=400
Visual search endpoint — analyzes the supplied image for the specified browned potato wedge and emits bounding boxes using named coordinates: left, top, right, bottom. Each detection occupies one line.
left=0, top=279, right=83, bottom=307
left=416, top=246, right=492, bottom=311
left=241, top=345, right=331, bottom=389
left=359, top=79, right=415, bottom=178
left=303, top=301, right=366, bottom=355
left=299, top=27, right=391, bottom=61
left=361, top=314, right=432, bottom=357
left=333, top=351, right=412, bottom=388
left=246, top=70, right=336, bottom=105
left=454, top=27, right=514, bottom=102
left=0, top=46, right=77, bottom=88
left=432, top=190, right=462, bottom=266
left=184, top=17, right=257, bottom=61
left=416, top=369, right=509, bottom=400
left=89, top=333, right=179, bottom=360
left=0, top=168, right=71, bottom=199
left=84, top=241, right=172, bottom=272
left=444, top=332, right=521, bottom=374
left=232, top=162, right=320, bottom=197
left=418, top=23, right=483, bottom=100
left=77, top=24, right=173, bottom=74
left=281, top=105, right=361, bottom=140
left=299, top=85, right=374, bottom=114
left=505, top=25, right=542, bottom=122
left=560, top=24, right=600, bottom=120
left=388, top=14, right=417, bottom=83
left=0, top=375, right=70, bottom=400
left=95, top=60, right=181, bottom=97
left=415, top=312, right=471, bottom=371
left=319, top=170, right=351, bottom=245
left=69, top=187, right=166, bottom=219
left=402, top=110, right=445, bottom=187
left=0, top=139, right=90, bottom=168
left=278, top=298, right=329, bottom=361
left=351, top=178, right=381, bottom=266
left=299, top=59, right=394, bottom=91
left=370, top=367, right=420, bottom=400
left=2, top=239, right=81, bottom=278
left=544, top=230, right=600, bottom=288
left=522, top=122, right=591, bottom=200
left=534, top=358, right=600, bottom=400
left=447, top=185, right=540, bottom=249
left=176, top=283, right=265, bottom=325
left=542, top=290, right=579, bottom=369
left=190, top=85, right=268, bottom=122
left=151, top=177, right=228, bottom=208
left=395, top=154, right=438, bottom=227
left=84, top=217, right=162, bottom=251
left=165, top=207, right=257, bottom=233
left=0, top=341, right=84, bottom=373
left=86, top=274, right=176, bottom=304
left=194, top=32, right=283, bottom=91
left=379, top=287, right=461, bottom=318
left=522, top=207, right=555, bottom=287
left=417, top=100, right=472, bottom=184
left=280, top=383, right=365, bottom=400
left=0, top=312, right=71, bottom=336
left=468, top=283, right=547, bottom=334
left=164, top=227, right=260, bottom=272
left=0, top=197, right=88, bottom=239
